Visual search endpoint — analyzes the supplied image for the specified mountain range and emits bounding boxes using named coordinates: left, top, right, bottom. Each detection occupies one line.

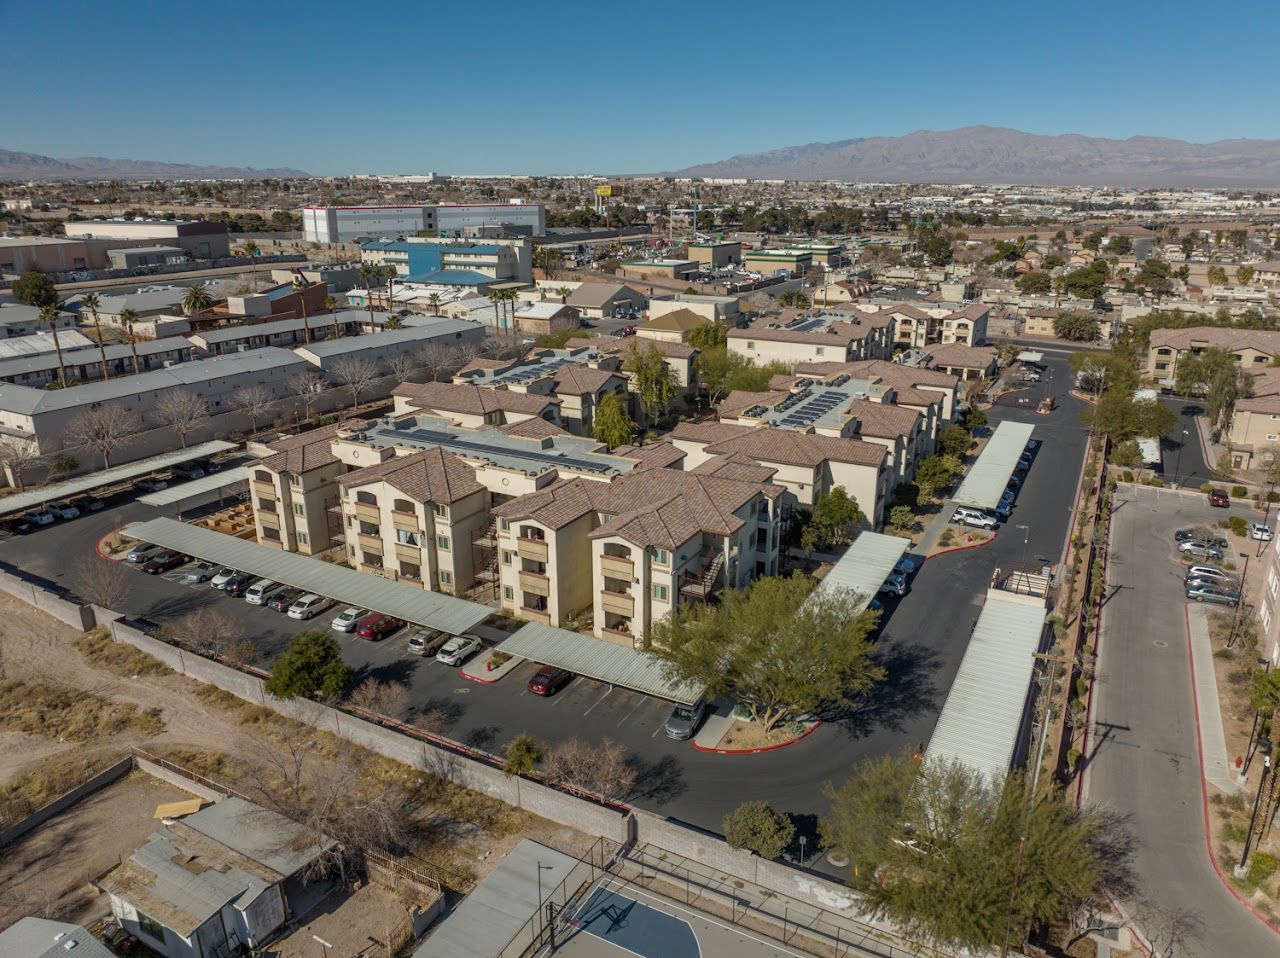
left=672, top=126, right=1280, bottom=188
left=0, top=149, right=310, bottom=182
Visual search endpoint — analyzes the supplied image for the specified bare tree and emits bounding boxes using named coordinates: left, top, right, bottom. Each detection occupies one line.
left=71, top=555, right=130, bottom=609
left=287, top=371, right=327, bottom=428
left=63, top=403, right=141, bottom=469
left=160, top=609, right=245, bottom=659
left=542, top=737, right=636, bottom=801
left=1135, top=900, right=1204, bottom=958
left=346, top=677, right=410, bottom=718
left=153, top=389, right=211, bottom=449
left=415, top=344, right=456, bottom=383
left=0, top=436, right=42, bottom=491
left=232, top=383, right=277, bottom=435
left=329, top=355, right=379, bottom=410
left=386, top=351, right=418, bottom=386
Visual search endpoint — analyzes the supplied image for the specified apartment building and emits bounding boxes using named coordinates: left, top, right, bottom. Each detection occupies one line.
left=1147, top=326, right=1280, bottom=388
left=359, top=238, right=532, bottom=286
left=492, top=463, right=783, bottom=642
left=824, top=358, right=961, bottom=424
left=1255, top=508, right=1280, bottom=667
left=728, top=315, right=876, bottom=367
left=249, top=423, right=348, bottom=554
left=879, top=301, right=990, bottom=349
left=1226, top=367, right=1280, bottom=469
left=0, top=303, right=78, bottom=339
left=563, top=281, right=646, bottom=320
left=636, top=308, right=709, bottom=344
left=294, top=320, right=485, bottom=375
left=648, top=293, right=741, bottom=324
left=0, top=336, right=192, bottom=387
left=392, top=380, right=563, bottom=428
left=920, top=342, right=999, bottom=381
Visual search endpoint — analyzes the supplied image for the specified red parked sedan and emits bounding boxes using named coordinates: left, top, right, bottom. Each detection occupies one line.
left=1209, top=488, right=1230, bottom=508
left=527, top=665, right=573, bottom=696
left=356, top=612, right=404, bottom=641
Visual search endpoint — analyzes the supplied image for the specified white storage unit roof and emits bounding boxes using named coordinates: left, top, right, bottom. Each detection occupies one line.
left=495, top=622, right=703, bottom=705
left=0, top=440, right=237, bottom=519
left=137, top=465, right=249, bottom=506
left=121, top=517, right=492, bottom=636
left=811, top=531, right=911, bottom=615
left=925, top=589, right=1047, bottom=781
left=953, top=420, right=1036, bottom=511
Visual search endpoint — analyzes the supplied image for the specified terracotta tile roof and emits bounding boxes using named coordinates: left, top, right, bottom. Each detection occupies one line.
left=1237, top=367, right=1280, bottom=413
left=551, top=364, right=621, bottom=396
left=457, top=357, right=508, bottom=375
left=492, top=478, right=599, bottom=530
left=719, top=389, right=785, bottom=417
left=258, top=422, right=349, bottom=474
left=641, top=308, right=709, bottom=332
left=883, top=303, right=931, bottom=320
left=690, top=453, right=779, bottom=484
left=945, top=302, right=990, bottom=320
left=393, top=381, right=561, bottom=416
left=496, top=417, right=571, bottom=439
left=670, top=421, right=754, bottom=444
left=337, top=448, right=483, bottom=504
left=923, top=342, right=998, bottom=369
left=828, top=307, right=895, bottom=331
left=1149, top=326, right=1280, bottom=354
left=702, top=428, right=886, bottom=469
left=831, top=359, right=960, bottom=389
left=893, top=386, right=943, bottom=407
left=613, top=441, right=686, bottom=469
left=728, top=320, right=860, bottom=346
left=844, top=399, right=921, bottom=439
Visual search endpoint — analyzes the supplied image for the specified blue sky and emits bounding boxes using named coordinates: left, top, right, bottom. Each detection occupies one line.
left=5, top=0, right=1279, bottom=175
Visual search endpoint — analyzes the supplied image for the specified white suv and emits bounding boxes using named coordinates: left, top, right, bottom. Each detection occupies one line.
left=953, top=507, right=998, bottom=530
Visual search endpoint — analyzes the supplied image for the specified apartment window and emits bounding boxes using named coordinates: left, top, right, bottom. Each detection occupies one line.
left=362, top=552, right=382, bottom=567
left=293, top=503, right=304, bottom=516
left=440, top=570, right=453, bottom=584
left=257, top=497, right=276, bottom=513
left=356, top=490, right=377, bottom=505
left=653, top=548, right=670, bottom=565
left=1262, top=604, right=1273, bottom=633
left=499, top=519, right=510, bottom=531
left=359, top=522, right=379, bottom=537
left=437, top=534, right=450, bottom=551
left=1157, top=348, right=1172, bottom=356
left=1154, top=362, right=1169, bottom=371
left=393, top=498, right=414, bottom=513
left=397, top=529, right=420, bottom=546
left=1257, top=356, right=1270, bottom=364
left=746, top=341, right=756, bottom=349
left=254, top=469, right=271, bottom=483
left=262, top=527, right=280, bottom=542
left=1269, top=567, right=1278, bottom=600
left=290, top=473, right=303, bottom=487
left=135, top=910, right=166, bottom=944
left=401, top=562, right=421, bottom=580
left=297, top=532, right=308, bottom=545
left=432, top=503, right=448, bottom=517
left=502, top=550, right=513, bottom=565
left=652, top=584, right=669, bottom=602
left=503, top=586, right=514, bottom=601
left=815, top=347, right=825, bottom=357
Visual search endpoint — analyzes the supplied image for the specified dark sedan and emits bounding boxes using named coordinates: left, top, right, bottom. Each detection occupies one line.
left=527, top=665, right=573, bottom=696
left=141, top=550, right=190, bottom=575
left=267, top=587, right=303, bottom=612
left=222, top=572, right=255, bottom=597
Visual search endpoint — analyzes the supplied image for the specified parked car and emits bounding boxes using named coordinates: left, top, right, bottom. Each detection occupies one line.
left=1006, top=475, right=1022, bottom=492
left=1209, top=488, right=1230, bottom=508
left=991, top=500, right=1013, bottom=521
left=288, top=594, right=332, bottom=620
left=527, top=665, right=573, bottom=696
left=209, top=567, right=242, bottom=589
left=267, top=587, right=303, bottom=612
left=879, top=572, right=908, bottom=596
left=618, top=325, right=636, bottom=336
left=141, top=550, right=189, bottom=575
left=128, top=543, right=163, bottom=563
left=179, top=560, right=217, bottom=584
left=174, top=463, right=205, bottom=480
left=71, top=496, right=105, bottom=513
left=222, top=572, right=254, bottom=597
left=356, top=612, right=404, bottom=641
left=893, top=555, right=922, bottom=578
left=28, top=509, right=56, bottom=526
left=50, top=502, right=81, bottom=520
left=1174, top=529, right=1227, bottom=548
left=1185, top=584, right=1241, bottom=606
left=243, top=578, right=282, bottom=605
left=664, top=697, right=709, bottom=740
left=331, top=607, right=368, bottom=632
left=1250, top=523, right=1274, bottom=542
left=0, top=518, right=33, bottom=536
left=1178, top=540, right=1225, bottom=560
left=407, top=627, right=448, bottom=656
left=1184, top=565, right=1238, bottom=586
left=953, top=507, right=998, bottom=530
left=134, top=476, right=168, bottom=493
left=436, top=635, right=483, bottom=665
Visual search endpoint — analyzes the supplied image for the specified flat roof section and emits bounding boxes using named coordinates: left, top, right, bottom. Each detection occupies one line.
left=137, top=465, right=248, bottom=507
left=925, top=588, right=1047, bottom=781
left=1016, top=350, right=1044, bottom=363
left=495, top=623, right=703, bottom=706
left=953, top=420, right=1036, bottom=511
left=0, top=440, right=237, bottom=519
left=811, top=531, right=911, bottom=616
left=120, top=517, right=492, bottom=636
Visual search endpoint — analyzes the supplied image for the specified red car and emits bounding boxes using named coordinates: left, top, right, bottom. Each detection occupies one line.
left=527, top=665, right=573, bottom=696
left=356, top=612, right=404, bottom=641
left=1209, top=488, right=1230, bottom=508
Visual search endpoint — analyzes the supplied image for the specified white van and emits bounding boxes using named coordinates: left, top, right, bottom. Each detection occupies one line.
left=953, top=507, right=998, bottom=530
left=287, top=593, right=331, bottom=620
left=244, top=579, right=281, bottom=605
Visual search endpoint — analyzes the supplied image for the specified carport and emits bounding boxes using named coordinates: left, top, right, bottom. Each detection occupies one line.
left=1015, top=350, right=1044, bottom=365
left=925, top=587, right=1048, bottom=780
left=493, top=622, right=703, bottom=705
left=0, top=440, right=237, bottom=519
left=138, top=465, right=249, bottom=513
left=953, top=420, right=1036, bottom=511
left=120, top=516, right=492, bottom=635
left=811, top=531, right=911, bottom=613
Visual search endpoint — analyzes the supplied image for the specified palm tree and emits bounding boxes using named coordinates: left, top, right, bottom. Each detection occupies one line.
left=80, top=292, right=110, bottom=381
left=181, top=283, right=213, bottom=316
left=503, top=288, right=521, bottom=345
left=427, top=292, right=441, bottom=316
left=39, top=304, right=68, bottom=386
left=487, top=289, right=504, bottom=339
left=385, top=316, right=404, bottom=330
left=356, top=263, right=378, bottom=330
left=235, top=240, right=262, bottom=290
left=382, top=264, right=397, bottom=316
left=325, top=294, right=343, bottom=341
left=292, top=277, right=313, bottom=344
left=119, top=308, right=141, bottom=375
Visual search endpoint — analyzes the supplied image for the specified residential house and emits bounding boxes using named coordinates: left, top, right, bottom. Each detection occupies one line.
left=727, top=315, right=869, bottom=367
left=392, top=380, right=562, bottom=429
left=0, top=919, right=116, bottom=958
left=0, top=303, right=78, bottom=339
left=647, top=293, right=741, bottom=324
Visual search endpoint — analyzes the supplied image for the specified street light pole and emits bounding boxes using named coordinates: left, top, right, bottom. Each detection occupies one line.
left=1016, top=523, right=1030, bottom=571
left=1174, top=429, right=1189, bottom=485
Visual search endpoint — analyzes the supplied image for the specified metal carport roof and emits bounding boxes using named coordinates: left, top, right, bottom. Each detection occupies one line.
left=495, top=622, right=703, bottom=705
left=925, top=588, right=1047, bottom=781
left=138, top=465, right=248, bottom=507
left=953, top=420, right=1035, bottom=511
left=121, top=516, right=493, bottom=636
left=1015, top=350, right=1044, bottom=363
left=0, top=440, right=237, bottom=519
left=811, top=531, right=911, bottom=615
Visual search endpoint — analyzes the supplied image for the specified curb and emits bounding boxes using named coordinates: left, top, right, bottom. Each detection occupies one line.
left=459, top=667, right=502, bottom=685
left=1184, top=604, right=1280, bottom=938
left=691, top=719, right=822, bottom=755
left=924, top=531, right=997, bottom=562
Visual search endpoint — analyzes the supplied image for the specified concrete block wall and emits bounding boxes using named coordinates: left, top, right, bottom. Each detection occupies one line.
left=0, top=756, right=133, bottom=847
left=0, top=569, right=94, bottom=630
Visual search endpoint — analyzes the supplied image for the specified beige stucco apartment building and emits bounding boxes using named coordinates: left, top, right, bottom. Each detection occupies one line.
left=1147, top=327, right=1280, bottom=388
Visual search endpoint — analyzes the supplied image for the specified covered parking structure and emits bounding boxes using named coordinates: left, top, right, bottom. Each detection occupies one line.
left=120, top=516, right=492, bottom=636
left=137, top=464, right=249, bottom=513
left=493, top=622, right=703, bottom=706
left=925, top=587, right=1048, bottom=780
left=0, top=440, right=237, bottom=520
left=810, top=531, right=911, bottom=614
left=953, top=420, right=1035, bottom=512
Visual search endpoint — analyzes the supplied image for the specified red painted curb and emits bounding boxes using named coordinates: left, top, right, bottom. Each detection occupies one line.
left=923, top=531, right=997, bottom=562
left=459, top=667, right=502, bottom=685
left=691, top=719, right=822, bottom=755
left=1184, top=604, right=1280, bottom=937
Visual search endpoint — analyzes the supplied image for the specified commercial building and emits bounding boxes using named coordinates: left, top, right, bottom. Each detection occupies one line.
left=687, top=241, right=742, bottom=268
left=64, top=219, right=231, bottom=259
left=743, top=248, right=813, bottom=277
left=648, top=293, right=740, bottom=324
left=564, top=281, right=646, bottom=319
left=303, top=202, right=545, bottom=243
left=359, top=238, right=532, bottom=286
left=619, top=259, right=699, bottom=282
left=106, top=245, right=187, bottom=270
left=513, top=301, right=580, bottom=336
left=436, top=201, right=545, bottom=237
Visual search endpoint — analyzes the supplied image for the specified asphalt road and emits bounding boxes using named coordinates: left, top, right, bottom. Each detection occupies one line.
left=1087, top=486, right=1278, bottom=957
left=0, top=352, right=1090, bottom=867
left=1160, top=396, right=1213, bottom=489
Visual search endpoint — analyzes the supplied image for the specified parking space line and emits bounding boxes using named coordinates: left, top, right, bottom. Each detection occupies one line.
left=618, top=696, right=647, bottom=727
left=582, top=686, right=613, bottom=715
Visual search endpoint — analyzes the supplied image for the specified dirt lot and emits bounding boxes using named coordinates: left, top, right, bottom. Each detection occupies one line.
left=0, top=771, right=197, bottom=929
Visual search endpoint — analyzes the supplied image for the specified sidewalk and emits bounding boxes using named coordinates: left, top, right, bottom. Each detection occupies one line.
left=1186, top=604, right=1240, bottom=796
left=914, top=501, right=958, bottom=555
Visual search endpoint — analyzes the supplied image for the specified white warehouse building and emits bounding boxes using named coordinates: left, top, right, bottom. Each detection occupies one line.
left=304, top=202, right=545, bottom=243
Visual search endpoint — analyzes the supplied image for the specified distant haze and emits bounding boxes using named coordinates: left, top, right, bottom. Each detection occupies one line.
left=673, top=126, right=1280, bottom=188
left=0, top=149, right=310, bottom=182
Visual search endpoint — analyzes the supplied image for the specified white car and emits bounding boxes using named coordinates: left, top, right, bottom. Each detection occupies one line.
left=1250, top=523, right=1274, bottom=542
left=27, top=509, right=56, bottom=526
left=287, top=594, right=332, bottom=620
left=331, top=607, right=368, bottom=633
left=209, top=567, right=241, bottom=589
left=436, top=635, right=483, bottom=666
left=953, top=507, right=998, bottom=530
left=879, top=572, right=908, bottom=596
left=50, top=503, right=81, bottom=520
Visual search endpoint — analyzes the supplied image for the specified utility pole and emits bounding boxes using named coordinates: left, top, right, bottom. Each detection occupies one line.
left=1238, top=716, right=1280, bottom=876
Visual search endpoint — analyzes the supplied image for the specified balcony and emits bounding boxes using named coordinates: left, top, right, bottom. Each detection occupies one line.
left=357, top=532, right=383, bottom=552
left=519, top=570, right=550, bottom=597
left=520, top=606, right=551, bottom=625
left=251, top=480, right=276, bottom=499
left=517, top=536, right=548, bottom=562
left=358, top=562, right=386, bottom=577
left=599, top=588, right=633, bottom=617
left=353, top=501, right=380, bottom=524
left=599, top=553, right=633, bottom=581
left=391, top=510, right=420, bottom=534
left=257, top=510, right=280, bottom=529
left=394, top=541, right=421, bottom=564
left=600, top=623, right=635, bottom=645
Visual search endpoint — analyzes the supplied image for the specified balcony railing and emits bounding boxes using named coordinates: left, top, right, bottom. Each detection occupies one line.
left=519, top=606, right=551, bottom=625
left=600, top=588, right=633, bottom=617
left=600, top=553, right=634, bottom=580
left=353, top=501, right=380, bottom=524
left=519, top=570, right=550, bottom=597
left=517, top=536, right=549, bottom=562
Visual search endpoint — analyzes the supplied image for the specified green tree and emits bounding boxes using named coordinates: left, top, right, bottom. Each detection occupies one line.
left=592, top=392, right=633, bottom=449
left=503, top=733, right=543, bottom=776
left=79, top=292, right=111, bottom=381
left=325, top=294, right=343, bottom=341
left=938, top=424, right=970, bottom=459
left=800, top=487, right=864, bottom=552
left=1248, top=669, right=1280, bottom=715
left=12, top=270, right=58, bottom=308
left=1135, top=258, right=1174, bottom=300
left=118, top=307, right=142, bottom=375
left=820, top=755, right=1122, bottom=954
left=889, top=505, right=915, bottom=530
left=1207, top=265, right=1228, bottom=286
left=962, top=406, right=988, bottom=431
left=1238, top=265, right=1257, bottom=284
left=914, top=455, right=959, bottom=498
left=778, top=290, right=811, bottom=308
left=1088, top=392, right=1176, bottom=442
left=688, top=321, right=728, bottom=351
left=1015, top=271, right=1052, bottom=294
left=625, top=343, right=677, bottom=426
left=646, top=574, right=883, bottom=733
left=1175, top=347, right=1243, bottom=433
left=1107, top=234, right=1132, bottom=255
left=265, top=630, right=352, bottom=701
left=723, top=801, right=795, bottom=859
left=1052, top=313, right=1101, bottom=342
left=1109, top=440, right=1143, bottom=469
left=1060, top=260, right=1109, bottom=299
left=723, top=356, right=791, bottom=393
left=234, top=239, right=262, bottom=290
left=181, top=284, right=214, bottom=316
